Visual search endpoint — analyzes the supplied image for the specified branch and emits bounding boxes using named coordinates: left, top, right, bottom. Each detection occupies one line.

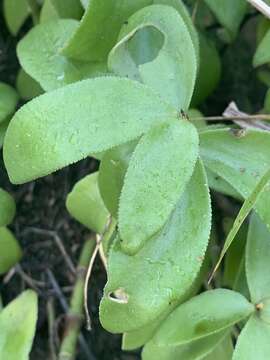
left=247, top=0, right=270, bottom=19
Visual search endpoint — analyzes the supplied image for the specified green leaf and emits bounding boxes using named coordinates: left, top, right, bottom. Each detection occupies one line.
left=0, top=227, right=22, bottom=275
left=4, top=77, right=175, bottom=184
left=3, top=0, right=30, bottom=35
left=264, top=89, right=270, bottom=112
left=204, top=334, right=234, bottom=360
left=204, top=0, right=247, bottom=38
left=191, top=33, right=221, bottom=107
left=152, top=289, right=254, bottom=346
left=98, top=140, right=137, bottom=218
left=16, top=69, right=43, bottom=101
left=200, top=128, right=270, bottom=234
left=40, top=0, right=59, bottom=23
left=246, top=213, right=270, bottom=303
left=0, top=188, right=16, bottom=227
left=210, top=167, right=270, bottom=279
left=0, top=82, right=18, bottom=123
left=66, top=172, right=109, bottom=233
left=62, top=0, right=154, bottom=62
left=206, top=168, right=242, bottom=200
left=233, top=315, right=270, bottom=359
left=108, top=4, right=197, bottom=110
left=17, top=19, right=108, bottom=92
left=142, top=330, right=229, bottom=360
left=119, top=119, right=199, bottom=255
left=0, top=119, right=9, bottom=149
left=0, top=290, right=38, bottom=360
left=50, top=0, right=83, bottom=19
left=100, top=160, right=211, bottom=332
left=253, top=29, right=270, bottom=67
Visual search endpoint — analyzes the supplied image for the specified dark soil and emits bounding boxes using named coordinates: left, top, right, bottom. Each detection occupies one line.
left=0, top=2, right=268, bottom=360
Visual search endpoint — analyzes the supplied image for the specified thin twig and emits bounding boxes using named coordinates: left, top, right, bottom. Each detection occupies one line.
left=84, top=217, right=112, bottom=331
left=247, top=0, right=270, bottom=19
left=47, top=298, right=57, bottom=360
left=192, top=114, right=270, bottom=122
left=192, top=0, right=201, bottom=22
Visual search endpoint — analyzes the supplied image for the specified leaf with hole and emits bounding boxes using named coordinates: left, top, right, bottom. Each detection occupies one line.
left=108, top=4, right=197, bottom=109
left=100, top=160, right=211, bottom=332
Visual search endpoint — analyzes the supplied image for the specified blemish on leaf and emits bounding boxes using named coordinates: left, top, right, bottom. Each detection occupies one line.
left=108, top=288, right=129, bottom=304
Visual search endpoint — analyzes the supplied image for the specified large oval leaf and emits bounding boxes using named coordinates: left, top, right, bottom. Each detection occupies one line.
left=100, top=160, right=211, bottom=332
left=200, top=128, right=270, bottom=231
left=62, top=0, right=154, bottom=62
left=142, top=330, right=229, bottom=360
left=108, top=4, right=197, bottom=110
left=66, top=172, right=109, bottom=233
left=17, top=20, right=107, bottom=92
left=0, top=188, right=16, bottom=227
left=233, top=315, right=270, bottom=359
left=246, top=212, right=270, bottom=303
left=0, top=290, right=38, bottom=360
left=0, top=82, right=18, bottom=123
left=0, top=227, right=22, bottom=275
left=119, top=119, right=199, bottom=254
left=152, top=289, right=253, bottom=346
left=4, top=77, right=175, bottom=184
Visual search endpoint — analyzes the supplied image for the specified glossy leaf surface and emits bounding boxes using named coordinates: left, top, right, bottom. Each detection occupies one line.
left=119, top=119, right=199, bottom=254
left=66, top=172, right=109, bottom=233
left=4, top=77, right=175, bottom=184
left=153, top=289, right=253, bottom=346
left=109, top=4, right=197, bottom=109
left=100, top=161, right=211, bottom=332
left=0, top=290, right=38, bottom=360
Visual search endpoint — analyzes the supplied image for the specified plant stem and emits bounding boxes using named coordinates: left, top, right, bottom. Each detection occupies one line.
left=27, top=0, right=39, bottom=25
left=192, top=114, right=270, bottom=122
left=247, top=0, right=270, bottom=19
left=58, top=237, right=96, bottom=360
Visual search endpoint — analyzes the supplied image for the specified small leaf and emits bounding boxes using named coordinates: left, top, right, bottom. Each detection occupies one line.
left=233, top=315, right=270, bottom=359
left=17, top=20, right=107, bottom=92
left=4, top=77, right=175, bottom=184
left=152, top=289, right=254, bottom=346
left=119, top=119, right=199, bottom=255
left=246, top=213, right=270, bottom=303
left=200, top=128, right=270, bottom=235
left=16, top=69, right=43, bottom=101
left=0, top=82, right=18, bottom=123
left=62, top=0, right=154, bottom=62
left=0, top=227, right=22, bottom=275
left=108, top=4, right=197, bottom=109
left=0, top=290, right=38, bottom=360
left=204, top=0, right=247, bottom=38
left=40, top=0, right=59, bottom=23
left=100, top=160, right=211, bottom=332
left=142, top=329, right=229, bottom=360
left=253, top=29, right=270, bottom=67
left=3, top=0, right=30, bottom=35
left=66, top=172, right=109, bottom=233
left=98, top=140, right=137, bottom=218
left=0, top=188, right=16, bottom=227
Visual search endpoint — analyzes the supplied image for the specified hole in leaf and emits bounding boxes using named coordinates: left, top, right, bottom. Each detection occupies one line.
left=108, top=288, right=129, bottom=304
left=126, top=26, right=164, bottom=66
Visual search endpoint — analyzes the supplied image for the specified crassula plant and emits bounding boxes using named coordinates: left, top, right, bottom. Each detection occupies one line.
left=1, top=0, right=270, bottom=359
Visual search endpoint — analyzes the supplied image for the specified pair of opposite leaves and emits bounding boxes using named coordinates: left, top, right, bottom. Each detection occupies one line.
left=142, top=213, right=270, bottom=360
